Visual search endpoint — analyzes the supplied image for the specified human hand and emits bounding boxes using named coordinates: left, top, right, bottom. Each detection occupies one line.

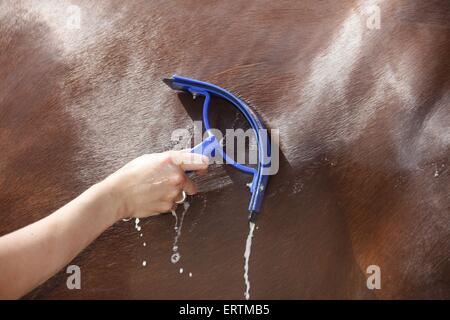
left=101, top=151, right=209, bottom=221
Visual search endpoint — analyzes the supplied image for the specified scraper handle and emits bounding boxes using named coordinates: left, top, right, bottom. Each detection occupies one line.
left=184, top=135, right=218, bottom=174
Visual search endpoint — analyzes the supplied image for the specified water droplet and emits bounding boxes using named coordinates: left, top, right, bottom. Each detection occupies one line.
left=179, top=268, right=183, bottom=274
left=189, top=272, right=192, bottom=277
left=142, top=260, right=147, bottom=267
left=143, top=242, right=146, bottom=247
left=171, top=253, right=180, bottom=264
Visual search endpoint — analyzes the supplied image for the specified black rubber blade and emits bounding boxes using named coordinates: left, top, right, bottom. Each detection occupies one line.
left=162, top=78, right=175, bottom=89
left=248, top=211, right=257, bottom=223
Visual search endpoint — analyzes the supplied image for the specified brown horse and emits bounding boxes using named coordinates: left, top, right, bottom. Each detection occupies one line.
left=0, top=0, right=449, bottom=299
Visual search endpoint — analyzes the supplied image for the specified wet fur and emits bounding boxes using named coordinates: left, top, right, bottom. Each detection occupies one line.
left=0, top=0, right=449, bottom=298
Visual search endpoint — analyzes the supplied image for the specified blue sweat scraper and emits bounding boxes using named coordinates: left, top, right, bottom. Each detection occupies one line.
left=163, top=75, right=271, bottom=222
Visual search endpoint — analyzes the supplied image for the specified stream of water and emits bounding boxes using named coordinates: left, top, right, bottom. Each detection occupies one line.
left=244, top=221, right=256, bottom=300
left=171, top=202, right=190, bottom=265
left=129, top=199, right=256, bottom=298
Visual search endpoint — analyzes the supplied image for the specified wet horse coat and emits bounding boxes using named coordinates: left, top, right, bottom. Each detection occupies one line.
left=0, top=0, right=449, bottom=299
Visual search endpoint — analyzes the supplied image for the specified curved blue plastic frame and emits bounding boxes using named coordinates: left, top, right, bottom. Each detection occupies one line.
left=163, top=75, right=271, bottom=219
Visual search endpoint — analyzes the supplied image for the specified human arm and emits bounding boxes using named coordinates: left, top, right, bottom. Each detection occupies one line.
left=0, top=151, right=208, bottom=299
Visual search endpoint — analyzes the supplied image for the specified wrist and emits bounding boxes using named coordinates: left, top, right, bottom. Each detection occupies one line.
left=85, top=179, right=126, bottom=224
left=96, top=176, right=130, bottom=222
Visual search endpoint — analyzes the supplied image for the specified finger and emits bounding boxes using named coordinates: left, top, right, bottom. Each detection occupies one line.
left=168, top=165, right=196, bottom=195
left=156, top=202, right=175, bottom=213
left=165, top=187, right=181, bottom=202
left=181, top=175, right=196, bottom=195
left=196, top=168, right=208, bottom=176
left=170, top=151, right=209, bottom=171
